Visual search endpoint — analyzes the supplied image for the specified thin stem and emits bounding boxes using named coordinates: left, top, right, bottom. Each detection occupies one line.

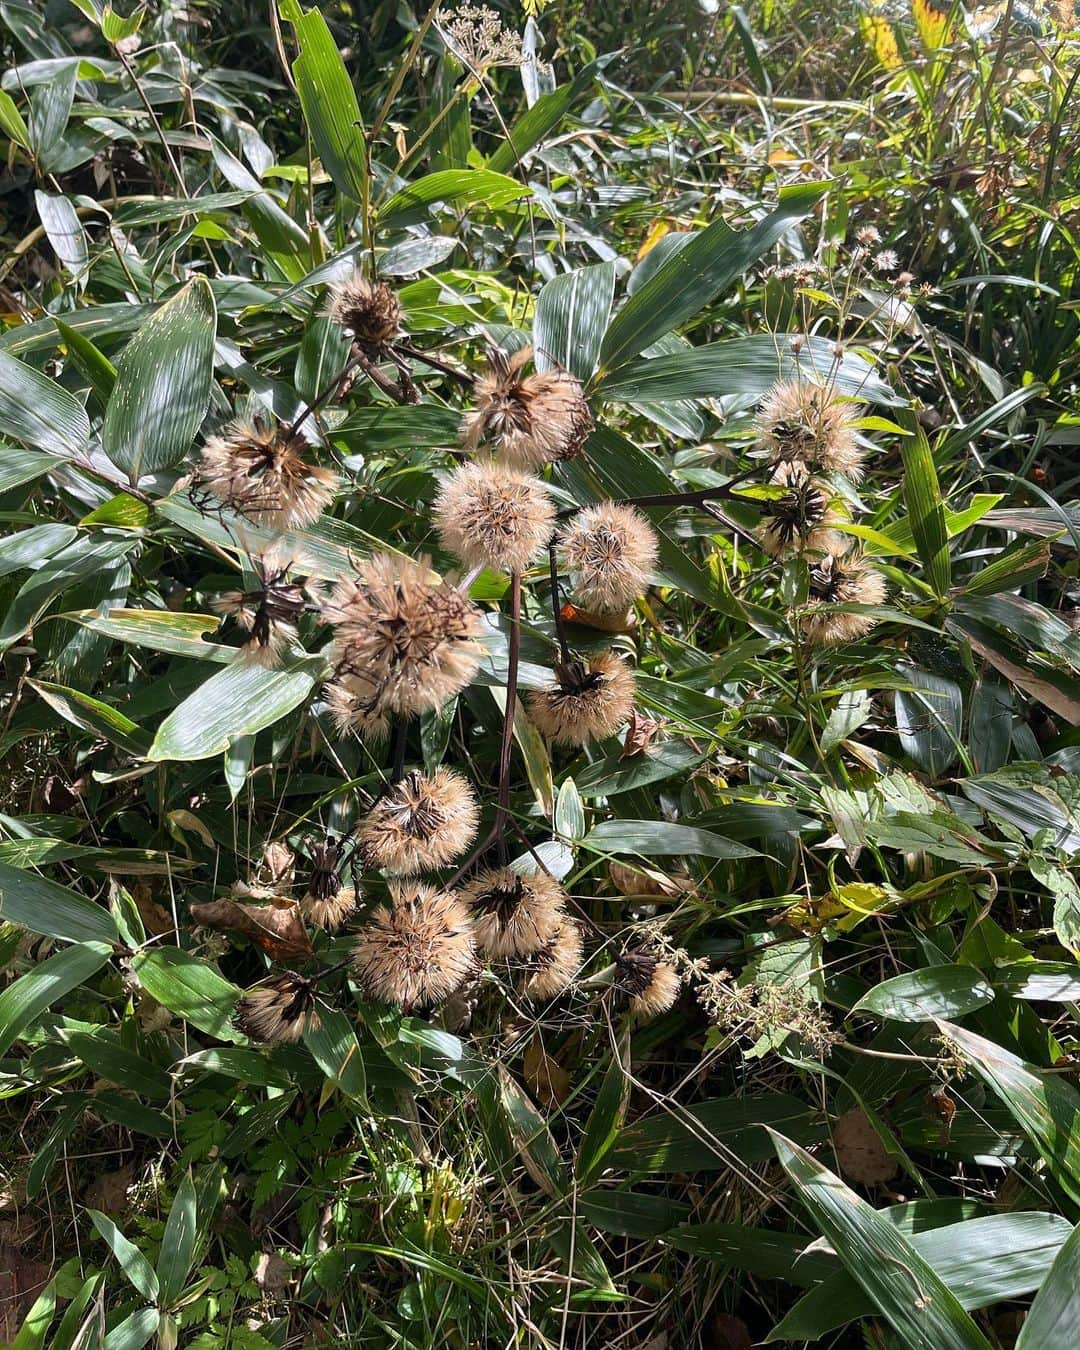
left=353, top=348, right=419, bottom=405
left=370, top=0, right=445, bottom=143
left=558, top=465, right=761, bottom=516
left=392, top=342, right=473, bottom=387
left=493, top=569, right=522, bottom=860
left=290, top=352, right=365, bottom=435
left=547, top=541, right=572, bottom=665
left=115, top=47, right=187, bottom=196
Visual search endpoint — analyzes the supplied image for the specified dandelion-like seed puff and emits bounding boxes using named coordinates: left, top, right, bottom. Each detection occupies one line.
left=528, top=651, right=636, bottom=746
left=802, top=548, right=887, bottom=644
left=521, top=921, right=584, bottom=1001
left=211, top=551, right=308, bottom=667
left=754, top=381, right=865, bottom=480
left=357, top=768, right=479, bottom=875
left=461, top=346, right=593, bottom=470
left=459, top=866, right=567, bottom=959
left=434, top=461, right=555, bottom=574
left=352, top=883, right=476, bottom=1011
left=235, top=973, right=320, bottom=1043
left=558, top=502, right=659, bottom=612
left=757, top=465, right=845, bottom=559
left=615, top=950, right=682, bottom=1021
left=324, top=271, right=402, bottom=354
left=198, top=419, right=338, bottom=529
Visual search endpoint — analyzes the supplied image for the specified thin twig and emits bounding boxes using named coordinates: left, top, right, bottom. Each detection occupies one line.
left=547, top=541, right=572, bottom=665
left=493, top=569, right=522, bottom=864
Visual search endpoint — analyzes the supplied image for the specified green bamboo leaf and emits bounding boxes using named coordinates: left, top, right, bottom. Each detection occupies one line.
left=577, top=1025, right=631, bottom=1182
left=769, top=1130, right=994, bottom=1350
left=88, top=1210, right=160, bottom=1303
left=0, top=88, right=31, bottom=150
left=304, top=1007, right=367, bottom=1101
left=583, top=819, right=759, bottom=860
left=102, top=1306, right=158, bottom=1350
left=60, top=608, right=229, bottom=663
left=131, top=948, right=244, bottom=1043
left=0, top=349, right=90, bottom=456
left=1015, top=1218, right=1080, bottom=1349
left=597, top=182, right=829, bottom=375
left=900, top=415, right=951, bottom=598
left=534, top=261, right=616, bottom=380
left=63, top=1029, right=172, bottom=1101
left=156, top=1172, right=198, bottom=1305
left=853, top=965, right=994, bottom=1021
left=102, top=277, right=217, bottom=481
left=487, top=58, right=604, bottom=175
left=0, top=941, right=112, bottom=1057
left=0, top=860, right=119, bottom=944
left=379, top=169, right=532, bottom=230
left=54, top=317, right=117, bottom=411
left=0, top=524, right=77, bottom=577
left=280, top=0, right=367, bottom=203
left=31, top=678, right=151, bottom=755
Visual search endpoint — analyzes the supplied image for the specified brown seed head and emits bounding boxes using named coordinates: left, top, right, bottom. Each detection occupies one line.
left=461, top=346, right=592, bottom=469
left=802, top=548, right=887, bottom=644
left=434, top=461, right=555, bottom=574
left=754, top=381, right=864, bottom=479
left=357, top=768, right=479, bottom=875
left=211, top=552, right=308, bottom=667
left=235, top=973, right=320, bottom=1043
left=558, top=502, right=659, bottom=612
left=528, top=650, right=636, bottom=746
left=325, top=272, right=401, bottom=352
left=300, top=886, right=357, bottom=932
left=459, top=866, right=567, bottom=959
left=352, top=882, right=476, bottom=1010
left=521, top=920, right=584, bottom=1001
left=758, top=465, right=845, bottom=559
left=616, top=950, right=682, bottom=1020
left=198, top=420, right=338, bottom=529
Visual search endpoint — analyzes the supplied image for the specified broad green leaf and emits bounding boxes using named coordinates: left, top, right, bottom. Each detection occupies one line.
left=0, top=447, right=53, bottom=494
left=487, top=58, right=604, bottom=174
left=304, top=1007, right=367, bottom=1100
left=0, top=349, right=90, bottom=456
left=157, top=1172, right=198, bottom=1305
left=497, top=1065, right=567, bottom=1197
left=60, top=608, right=230, bottom=663
left=31, top=678, right=151, bottom=755
left=1016, top=1218, right=1080, bottom=1349
left=577, top=1189, right=691, bottom=1239
left=769, top=1130, right=993, bottom=1350
left=894, top=665, right=963, bottom=777
left=583, top=819, right=759, bottom=860
left=102, top=1306, right=159, bottom=1350
left=0, top=88, right=30, bottom=150
left=10, top=1275, right=57, bottom=1350
left=379, top=169, right=532, bottom=230
left=597, top=182, right=829, bottom=375
left=178, top=1047, right=294, bottom=1089
left=577, top=1025, right=631, bottom=1182
left=102, top=276, right=217, bottom=480
left=0, top=860, right=119, bottom=944
left=939, top=1021, right=1080, bottom=1209
left=958, top=537, right=1053, bottom=597
left=54, top=317, right=117, bottom=410
left=146, top=658, right=319, bottom=761
left=900, top=416, right=950, bottom=598
left=575, top=742, right=705, bottom=797
left=63, top=1029, right=172, bottom=1100
left=88, top=1210, right=159, bottom=1303
left=0, top=941, right=112, bottom=1057
left=948, top=614, right=1080, bottom=727
left=853, top=965, right=994, bottom=1021
left=534, top=261, right=616, bottom=380
left=280, top=0, right=367, bottom=203
left=211, top=138, right=312, bottom=281
left=0, top=524, right=77, bottom=577
left=34, top=191, right=87, bottom=278
left=131, top=948, right=243, bottom=1043
left=0, top=535, right=135, bottom=652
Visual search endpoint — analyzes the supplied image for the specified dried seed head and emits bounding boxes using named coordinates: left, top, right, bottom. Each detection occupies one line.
left=300, top=885, right=357, bottom=932
left=521, top=920, right=584, bottom=1001
left=357, top=768, right=479, bottom=875
left=558, top=503, right=659, bottom=612
left=754, top=382, right=865, bottom=480
left=527, top=651, right=636, bottom=746
left=235, top=973, right=320, bottom=1043
left=459, top=866, right=567, bottom=959
left=321, top=553, right=483, bottom=723
left=352, top=882, right=476, bottom=1011
left=198, top=419, right=338, bottom=529
left=616, top=950, right=682, bottom=1020
left=758, top=465, right=844, bottom=559
left=461, top=346, right=592, bottom=469
left=325, top=272, right=401, bottom=352
left=211, top=552, right=308, bottom=666
left=802, top=549, right=888, bottom=644
left=441, top=4, right=523, bottom=72
left=433, top=461, right=555, bottom=574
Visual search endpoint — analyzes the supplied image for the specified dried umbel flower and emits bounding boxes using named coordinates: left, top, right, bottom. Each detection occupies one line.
left=441, top=4, right=523, bottom=73
left=322, top=553, right=483, bottom=725
left=198, top=419, right=338, bottom=529
left=352, top=883, right=476, bottom=1011
left=235, top=973, right=320, bottom=1043
left=528, top=651, right=636, bottom=746
left=460, top=866, right=567, bottom=959
left=758, top=467, right=843, bottom=559
left=300, top=886, right=357, bottom=932
left=754, top=382, right=864, bottom=480
left=325, top=272, right=401, bottom=353
left=802, top=549, right=887, bottom=645
left=558, top=503, right=659, bottom=612
left=521, top=921, right=583, bottom=1001
left=615, top=950, right=682, bottom=1020
left=433, top=461, right=555, bottom=574
left=461, top=347, right=593, bottom=470
left=211, top=554, right=308, bottom=666
left=357, top=768, right=478, bottom=874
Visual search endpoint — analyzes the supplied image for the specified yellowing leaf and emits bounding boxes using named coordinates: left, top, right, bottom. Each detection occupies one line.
left=635, top=219, right=672, bottom=263
left=913, top=0, right=953, bottom=49
left=860, top=14, right=902, bottom=69
left=833, top=882, right=896, bottom=931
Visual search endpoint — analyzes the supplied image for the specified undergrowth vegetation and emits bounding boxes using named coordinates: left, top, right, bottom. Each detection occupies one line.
left=1, top=0, right=1080, bottom=1345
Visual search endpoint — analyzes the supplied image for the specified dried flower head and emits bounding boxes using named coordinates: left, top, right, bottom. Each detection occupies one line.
left=528, top=651, right=636, bottom=746
left=521, top=921, right=583, bottom=1001
left=802, top=549, right=887, bottom=644
left=558, top=503, right=659, bottom=612
left=325, top=272, right=401, bottom=353
left=459, top=866, right=567, bottom=959
left=300, top=886, right=357, bottom=932
left=296, top=833, right=358, bottom=930
left=235, top=973, right=320, bottom=1043
left=322, top=553, right=483, bottom=725
left=616, top=950, right=682, bottom=1020
left=357, top=768, right=478, bottom=874
left=441, top=4, right=523, bottom=72
left=352, top=883, right=476, bottom=1011
left=698, top=973, right=839, bottom=1058
left=754, top=382, right=864, bottom=479
left=433, top=461, right=555, bottom=574
left=211, top=553, right=308, bottom=666
left=833, top=1108, right=899, bottom=1186
left=758, top=466, right=844, bottom=559
left=872, top=249, right=900, bottom=273
left=461, top=347, right=592, bottom=470
left=855, top=225, right=882, bottom=247
left=198, top=419, right=338, bottom=529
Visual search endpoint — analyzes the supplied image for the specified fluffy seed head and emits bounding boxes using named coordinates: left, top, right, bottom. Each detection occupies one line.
left=461, top=346, right=593, bottom=469
left=802, top=549, right=888, bottom=644
left=235, top=974, right=320, bottom=1043
left=322, top=553, right=483, bottom=721
left=434, top=461, right=555, bottom=574
left=211, top=552, right=308, bottom=667
left=521, top=921, right=584, bottom=1001
left=198, top=420, right=338, bottom=529
left=357, top=768, right=479, bottom=875
left=616, top=950, right=682, bottom=1020
left=754, top=381, right=864, bottom=479
left=558, top=503, right=659, bottom=612
left=758, top=466, right=845, bottom=559
left=459, top=866, right=567, bottom=959
left=300, top=886, right=357, bottom=932
left=528, top=651, right=636, bottom=746
left=352, top=883, right=476, bottom=1011
left=325, top=272, right=401, bottom=352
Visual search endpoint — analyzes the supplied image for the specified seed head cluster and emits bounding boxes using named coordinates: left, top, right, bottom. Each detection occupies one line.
left=462, top=346, right=593, bottom=469
left=802, top=550, right=888, bottom=644
left=558, top=502, right=659, bottom=613
left=460, top=866, right=567, bottom=959
left=358, top=768, right=478, bottom=875
left=754, top=380, right=864, bottom=480
left=434, top=461, right=555, bottom=574
left=616, top=950, right=682, bottom=1021
left=352, top=883, right=477, bottom=1011
left=198, top=419, right=338, bottom=529
left=325, top=271, right=402, bottom=353
left=236, top=974, right=320, bottom=1044
left=528, top=651, right=636, bottom=746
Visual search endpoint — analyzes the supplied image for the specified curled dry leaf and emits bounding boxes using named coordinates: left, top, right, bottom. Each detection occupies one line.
left=832, top=1107, right=898, bottom=1186
left=523, top=1034, right=570, bottom=1109
left=189, top=896, right=313, bottom=961
left=609, top=859, right=692, bottom=899
left=621, top=708, right=664, bottom=758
